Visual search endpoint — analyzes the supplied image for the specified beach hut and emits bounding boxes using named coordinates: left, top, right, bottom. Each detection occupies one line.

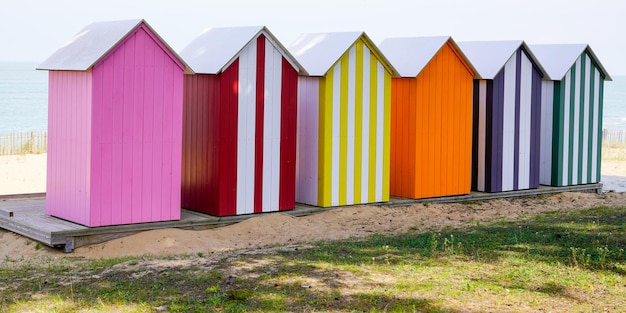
left=37, top=19, right=189, bottom=227
left=379, top=36, right=476, bottom=199
left=179, top=26, right=304, bottom=216
left=529, top=44, right=612, bottom=186
left=290, top=32, right=398, bottom=207
left=457, top=40, right=547, bottom=193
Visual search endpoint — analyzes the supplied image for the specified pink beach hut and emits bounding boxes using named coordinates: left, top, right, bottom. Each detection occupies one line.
left=179, top=26, right=305, bottom=216
left=37, top=19, right=189, bottom=227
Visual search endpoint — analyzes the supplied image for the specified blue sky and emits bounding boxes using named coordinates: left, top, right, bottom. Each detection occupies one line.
left=1, top=0, right=624, bottom=74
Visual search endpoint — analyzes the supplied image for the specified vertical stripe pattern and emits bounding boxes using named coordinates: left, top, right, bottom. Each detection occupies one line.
left=182, top=34, right=298, bottom=216
left=541, top=52, right=605, bottom=186
left=296, top=39, right=391, bottom=207
left=472, top=49, right=542, bottom=192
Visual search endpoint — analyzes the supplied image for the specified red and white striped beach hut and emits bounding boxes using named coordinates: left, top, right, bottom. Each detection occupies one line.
left=37, top=19, right=189, bottom=227
left=180, top=26, right=305, bottom=216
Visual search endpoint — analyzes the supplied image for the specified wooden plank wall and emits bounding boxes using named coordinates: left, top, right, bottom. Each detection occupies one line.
left=87, top=26, right=184, bottom=226
left=296, top=39, right=391, bottom=207
left=46, top=70, right=92, bottom=225
left=543, top=52, right=605, bottom=186
left=296, top=77, right=320, bottom=205
left=182, top=35, right=298, bottom=216
left=390, top=42, right=474, bottom=199
left=472, top=49, right=542, bottom=193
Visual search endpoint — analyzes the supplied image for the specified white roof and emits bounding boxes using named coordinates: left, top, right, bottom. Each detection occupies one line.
left=38, top=19, right=142, bottom=71
left=180, top=26, right=304, bottom=75
left=38, top=19, right=188, bottom=72
left=379, top=36, right=476, bottom=78
left=457, top=40, right=547, bottom=80
left=529, top=44, right=612, bottom=81
left=289, top=31, right=399, bottom=77
left=456, top=40, right=521, bottom=79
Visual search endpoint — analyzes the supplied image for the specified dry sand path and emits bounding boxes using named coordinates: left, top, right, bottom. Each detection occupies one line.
left=0, top=154, right=625, bottom=260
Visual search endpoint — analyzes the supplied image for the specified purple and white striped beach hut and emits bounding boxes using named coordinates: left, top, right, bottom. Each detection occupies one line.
left=457, top=41, right=547, bottom=193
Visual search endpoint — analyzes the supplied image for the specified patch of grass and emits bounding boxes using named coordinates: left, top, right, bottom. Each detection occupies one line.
left=0, top=206, right=625, bottom=312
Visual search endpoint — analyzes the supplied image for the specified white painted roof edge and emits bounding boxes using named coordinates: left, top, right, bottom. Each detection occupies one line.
left=447, top=38, right=480, bottom=79
left=519, top=41, right=549, bottom=80
left=37, top=19, right=143, bottom=71
left=457, top=40, right=548, bottom=80
left=37, top=19, right=191, bottom=73
left=259, top=26, right=308, bottom=76
left=529, top=43, right=612, bottom=81
left=361, top=32, right=400, bottom=78
left=288, top=31, right=362, bottom=76
left=141, top=20, right=193, bottom=74
left=584, top=45, right=612, bottom=81
left=378, top=36, right=450, bottom=77
left=181, top=26, right=307, bottom=76
left=140, top=20, right=193, bottom=74
left=379, top=36, right=478, bottom=78
left=288, top=31, right=399, bottom=77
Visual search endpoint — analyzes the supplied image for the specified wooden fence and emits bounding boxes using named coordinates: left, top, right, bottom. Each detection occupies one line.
left=0, top=128, right=624, bottom=156
left=0, top=131, right=48, bottom=155
left=603, top=129, right=626, bottom=144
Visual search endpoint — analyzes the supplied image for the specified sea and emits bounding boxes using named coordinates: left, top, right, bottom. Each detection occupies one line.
left=0, top=62, right=625, bottom=134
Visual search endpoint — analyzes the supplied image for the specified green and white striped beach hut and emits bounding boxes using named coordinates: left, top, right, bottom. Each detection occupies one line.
left=530, top=44, right=612, bottom=187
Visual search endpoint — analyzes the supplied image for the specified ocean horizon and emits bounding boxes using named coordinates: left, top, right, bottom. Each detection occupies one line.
left=1, top=62, right=625, bottom=134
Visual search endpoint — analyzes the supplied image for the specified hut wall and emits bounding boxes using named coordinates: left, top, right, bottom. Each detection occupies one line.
left=182, top=74, right=215, bottom=213
left=390, top=42, right=474, bottom=199
left=295, top=76, right=320, bottom=205
left=541, top=52, right=604, bottom=186
left=46, top=71, right=93, bottom=225
left=540, top=80, right=555, bottom=185
left=181, top=35, right=298, bottom=216
left=296, top=39, right=391, bottom=207
left=472, top=49, right=542, bottom=193
left=88, top=26, right=184, bottom=226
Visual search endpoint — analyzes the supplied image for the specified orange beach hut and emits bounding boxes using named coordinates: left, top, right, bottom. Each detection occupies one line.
left=379, top=36, right=476, bottom=199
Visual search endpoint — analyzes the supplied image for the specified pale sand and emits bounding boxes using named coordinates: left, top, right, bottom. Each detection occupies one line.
left=2, top=153, right=625, bottom=194
left=0, top=154, right=46, bottom=196
left=0, top=152, right=625, bottom=260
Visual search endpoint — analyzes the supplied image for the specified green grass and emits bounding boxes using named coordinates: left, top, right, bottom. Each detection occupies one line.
left=1, top=206, right=625, bottom=312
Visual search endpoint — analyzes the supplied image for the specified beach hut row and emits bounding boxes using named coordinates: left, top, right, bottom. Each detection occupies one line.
left=37, top=19, right=612, bottom=227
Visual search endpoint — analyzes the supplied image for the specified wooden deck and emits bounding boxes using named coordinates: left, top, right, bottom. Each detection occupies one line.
left=0, top=183, right=602, bottom=252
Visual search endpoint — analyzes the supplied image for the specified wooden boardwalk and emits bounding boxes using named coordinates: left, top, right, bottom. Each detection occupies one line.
left=0, top=183, right=602, bottom=252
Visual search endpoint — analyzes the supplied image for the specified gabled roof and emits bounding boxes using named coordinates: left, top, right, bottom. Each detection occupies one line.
left=457, top=40, right=547, bottom=80
left=528, top=44, right=612, bottom=81
left=378, top=36, right=477, bottom=78
left=180, top=26, right=305, bottom=75
left=289, top=31, right=399, bottom=77
left=37, top=19, right=189, bottom=72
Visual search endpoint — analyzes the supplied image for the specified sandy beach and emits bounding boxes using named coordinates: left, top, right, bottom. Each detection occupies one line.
left=0, top=150, right=625, bottom=260
left=0, top=153, right=46, bottom=195
left=2, top=152, right=625, bottom=196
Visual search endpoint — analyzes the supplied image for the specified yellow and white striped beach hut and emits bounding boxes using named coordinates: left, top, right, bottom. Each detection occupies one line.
left=290, top=32, right=398, bottom=207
